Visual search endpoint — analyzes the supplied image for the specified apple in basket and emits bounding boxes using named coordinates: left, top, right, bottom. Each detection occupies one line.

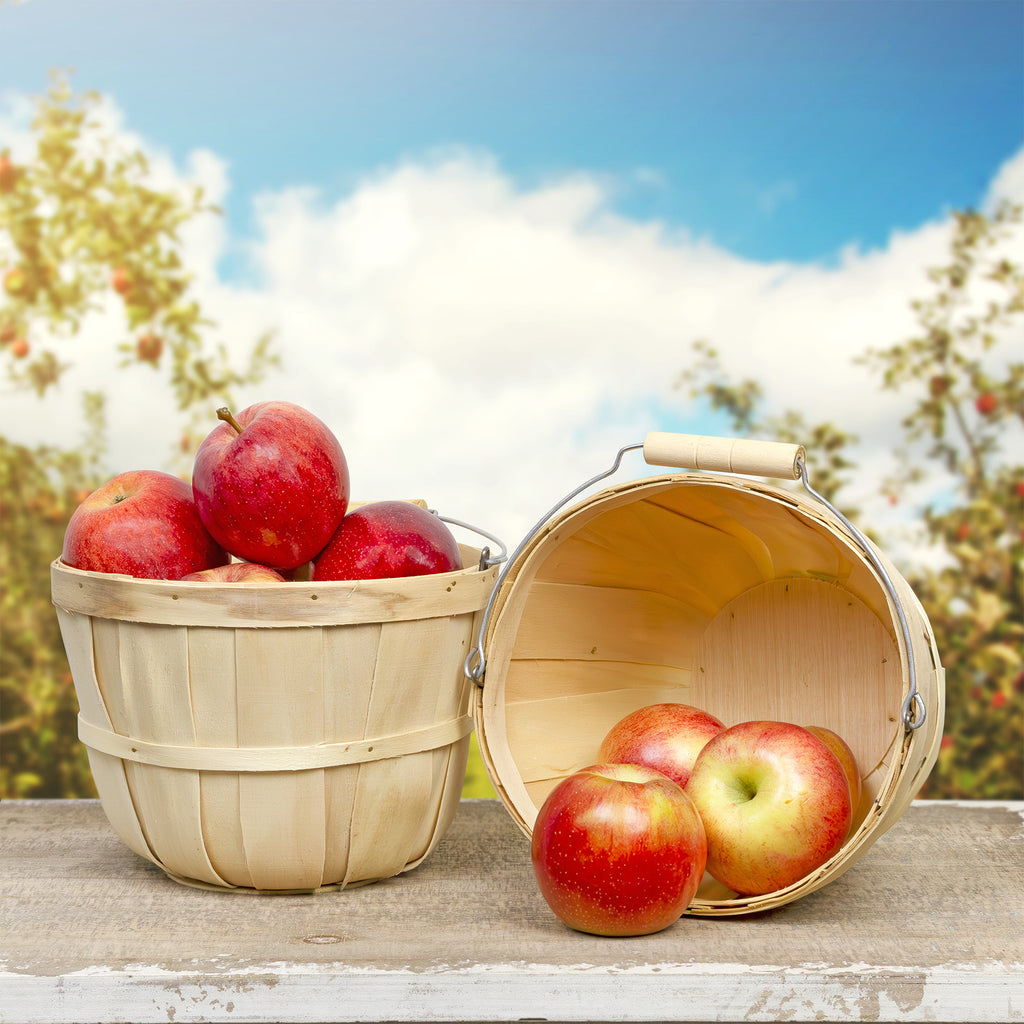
left=313, top=500, right=461, bottom=580
left=62, top=470, right=227, bottom=580
left=805, top=725, right=862, bottom=812
left=685, top=720, right=853, bottom=897
left=531, top=763, right=707, bottom=937
left=192, top=401, right=350, bottom=570
left=597, top=702, right=726, bottom=788
left=181, top=562, right=286, bottom=583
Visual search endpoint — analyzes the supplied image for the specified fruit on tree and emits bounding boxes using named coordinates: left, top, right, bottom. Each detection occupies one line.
left=975, top=392, right=998, bottom=415
left=0, top=154, right=16, bottom=193
left=110, top=267, right=133, bottom=296
left=136, top=333, right=162, bottom=364
left=3, top=267, right=27, bottom=297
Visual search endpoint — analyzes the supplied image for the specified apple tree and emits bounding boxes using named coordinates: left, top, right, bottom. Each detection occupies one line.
left=678, top=201, right=1023, bottom=800
left=0, top=74, right=277, bottom=798
left=858, top=202, right=1023, bottom=799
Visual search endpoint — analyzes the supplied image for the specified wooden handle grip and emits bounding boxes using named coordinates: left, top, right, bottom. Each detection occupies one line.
left=642, top=432, right=805, bottom=479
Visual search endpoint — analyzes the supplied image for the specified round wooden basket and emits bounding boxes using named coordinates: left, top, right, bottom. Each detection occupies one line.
left=51, top=540, right=499, bottom=893
left=471, top=434, right=945, bottom=916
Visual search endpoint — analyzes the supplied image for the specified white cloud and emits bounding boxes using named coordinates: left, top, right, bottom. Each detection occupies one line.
left=986, top=145, right=1024, bottom=211
left=3, top=92, right=1021, bottom=574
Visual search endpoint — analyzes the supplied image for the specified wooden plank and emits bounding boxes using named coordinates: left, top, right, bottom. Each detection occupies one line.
left=0, top=799, right=1021, bottom=1023
left=51, top=555, right=498, bottom=627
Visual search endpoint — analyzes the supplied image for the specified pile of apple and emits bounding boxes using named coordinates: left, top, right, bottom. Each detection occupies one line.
left=61, top=400, right=463, bottom=583
left=531, top=702, right=861, bottom=937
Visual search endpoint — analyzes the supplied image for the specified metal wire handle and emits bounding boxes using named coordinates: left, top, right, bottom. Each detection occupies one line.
left=463, top=443, right=643, bottom=685
left=795, top=459, right=925, bottom=730
left=432, top=511, right=508, bottom=572
left=464, top=439, right=927, bottom=733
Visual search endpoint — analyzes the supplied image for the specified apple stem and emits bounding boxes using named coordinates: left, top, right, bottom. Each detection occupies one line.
left=217, top=407, right=244, bottom=435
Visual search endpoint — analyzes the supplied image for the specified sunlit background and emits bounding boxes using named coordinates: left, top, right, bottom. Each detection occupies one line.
left=2, top=0, right=1021, bottom=553
left=2, top=0, right=1022, bottom=804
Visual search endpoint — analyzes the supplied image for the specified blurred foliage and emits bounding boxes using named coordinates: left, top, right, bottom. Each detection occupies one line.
left=463, top=731, right=498, bottom=799
left=0, top=72, right=277, bottom=420
left=0, top=395, right=106, bottom=798
left=1, top=72, right=1020, bottom=803
left=678, top=201, right=1024, bottom=800
left=860, top=203, right=1023, bottom=798
left=1, top=75, right=277, bottom=798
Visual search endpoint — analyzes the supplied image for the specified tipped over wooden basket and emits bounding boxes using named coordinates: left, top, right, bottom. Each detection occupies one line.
left=52, top=541, right=499, bottom=892
left=471, top=433, right=945, bottom=916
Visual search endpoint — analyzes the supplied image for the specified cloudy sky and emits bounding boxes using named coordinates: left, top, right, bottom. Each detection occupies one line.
left=2, top=0, right=1022, bottom=564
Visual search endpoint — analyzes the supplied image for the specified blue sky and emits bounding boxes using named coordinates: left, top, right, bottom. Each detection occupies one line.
left=2, top=0, right=1022, bottom=557
left=2, top=0, right=1021, bottom=266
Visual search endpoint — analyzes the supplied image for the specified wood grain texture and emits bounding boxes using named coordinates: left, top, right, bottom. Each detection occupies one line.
left=51, top=552, right=499, bottom=892
left=0, top=799, right=1020, bottom=1023
left=476, top=473, right=945, bottom=914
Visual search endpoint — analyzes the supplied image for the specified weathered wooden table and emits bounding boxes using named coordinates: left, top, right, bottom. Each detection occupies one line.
left=1, top=798, right=1021, bottom=1023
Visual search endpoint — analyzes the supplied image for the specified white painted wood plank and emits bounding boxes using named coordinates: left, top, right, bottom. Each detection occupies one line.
left=1, top=799, right=1021, bottom=1024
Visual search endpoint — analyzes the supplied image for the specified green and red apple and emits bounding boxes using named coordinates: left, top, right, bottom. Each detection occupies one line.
left=805, top=725, right=862, bottom=814
left=531, top=763, right=707, bottom=937
left=598, top=702, right=726, bottom=788
left=181, top=562, right=286, bottom=583
left=686, top=720, right=853, bottom=896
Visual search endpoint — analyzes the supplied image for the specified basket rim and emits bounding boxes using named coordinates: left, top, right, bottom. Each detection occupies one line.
left=479, top=471, right=894, bottom=674
left=472, top=470, right=945, bottom=915
left=51, top=547, right=499, bottom=627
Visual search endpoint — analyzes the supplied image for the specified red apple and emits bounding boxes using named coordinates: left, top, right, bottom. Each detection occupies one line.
left=181, top=562, right=286, bottom=583
left=804, top=725, right=862, bottom=817
left=0, top=154, right=17, bottom=192
left=10, top=337, right=29, bottom=359
left=136, top=333, right=162, bottom=364
left=597, top=702, right=726, bottom=788
left=110, top=266, right=133, bottom=296
left=313, top=500, right=461, bottom=581
left=685, top=720, right=853, bottom=897
left=531, top=763, right=707, bottom=936
left=62, top=470, right=228, bottom=580
left=975, top=391, right=998, bottom=415
left=192, top=402, right=350, bottom=569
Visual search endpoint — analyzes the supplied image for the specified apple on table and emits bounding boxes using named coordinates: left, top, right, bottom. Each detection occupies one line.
left=192, top=402, right=350, bottom=570
left=313, top=500, right=461, bottom=581
left=598, top=702, right=726, bottom=788
left=62, top=470, right=227, bottom=581
left=531, top=763, right=707, bottom=937
left=685, top=720, right=853, bottom=897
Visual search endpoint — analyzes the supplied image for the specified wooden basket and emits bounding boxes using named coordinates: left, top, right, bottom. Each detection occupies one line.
left=51, top=541, right=499, bottom=892
left=471, top=434, right=945, bottom=915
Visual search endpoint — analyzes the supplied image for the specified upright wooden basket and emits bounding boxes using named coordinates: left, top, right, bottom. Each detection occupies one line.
left=471, top=434, right=945, bottom=915
left=52, top=541, right=499, bottom=892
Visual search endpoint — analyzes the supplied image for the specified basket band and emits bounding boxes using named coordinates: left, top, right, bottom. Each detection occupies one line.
left=78, top=714, right=474, bottom=772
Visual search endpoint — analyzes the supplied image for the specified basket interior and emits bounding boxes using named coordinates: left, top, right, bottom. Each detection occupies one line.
left=481, top=476, right=907, bottom=853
